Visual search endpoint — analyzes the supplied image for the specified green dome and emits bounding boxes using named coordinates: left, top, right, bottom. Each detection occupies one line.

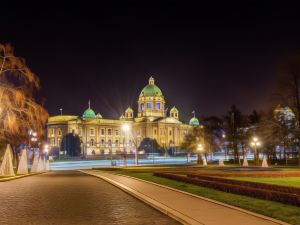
left=125, top=107, right=133, bottom=113
left=140, top=77, right=163, bottom=97
left=82, top=108, right=96, bottom=119
left=189, top=117, right=200, bottom=126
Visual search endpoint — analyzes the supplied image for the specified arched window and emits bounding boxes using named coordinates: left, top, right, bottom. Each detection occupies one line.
left=115, top=140, right=119, bottom=146
left=101, top=139, right=104, bottom=145
left=140, top=103, right=144, bottom=111
left=156, top=102, right=161, bottom=109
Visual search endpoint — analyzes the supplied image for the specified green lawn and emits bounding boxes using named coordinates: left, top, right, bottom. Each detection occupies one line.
left=95, top=167, right=300, bottom=225
left=230, top=177, right=300, bottom=187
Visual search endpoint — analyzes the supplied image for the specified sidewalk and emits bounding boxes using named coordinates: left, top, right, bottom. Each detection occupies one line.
left=0, top=173, right=43, bottom=182
left=81, top=170, right=288, bottom=225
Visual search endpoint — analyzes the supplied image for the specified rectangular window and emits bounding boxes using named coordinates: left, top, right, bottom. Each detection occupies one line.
left=108, top=129, right=112, bottom=136
left=90, top=128, right=95, bottom=136
left=147, top=102, right=152, bottom=109
left=169, top=130, right=172, bottom=136
left=156, top=102, right=160, bottom=109
left=115, top=129, right=119, bottom=136
left=101, top=128, right=105, bottom=136
left=154, top=129, right=157, bottom=135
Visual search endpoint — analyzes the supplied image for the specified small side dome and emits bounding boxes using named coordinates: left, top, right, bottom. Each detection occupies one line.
left=125, top=107, right=133, bottom=113
left=170, top=106, right=178, bottom=113
left=82, top=108, right=96, bottom=119
left=170, top=106, right=179, bottom=119
left=125, top=107, right=134, bottom=119
left=96, top=113, right=102, bottom=119
left=189, top=117, right=200, bottom=126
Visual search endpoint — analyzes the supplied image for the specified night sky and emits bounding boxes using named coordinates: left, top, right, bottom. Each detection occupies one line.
left=2, top=2, right=300, bottom=122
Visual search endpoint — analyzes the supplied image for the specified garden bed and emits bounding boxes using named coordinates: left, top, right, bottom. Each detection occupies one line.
left=154, top=172, right=300, bottom=206
left=187, top=173, right=300, bottom=195
left=187, top=171, right=300, bottom=178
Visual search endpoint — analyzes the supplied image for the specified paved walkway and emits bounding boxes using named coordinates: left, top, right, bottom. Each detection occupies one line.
left=82, top=170, right=288, bottom=225
left=0, top=171, right=179, bottom=225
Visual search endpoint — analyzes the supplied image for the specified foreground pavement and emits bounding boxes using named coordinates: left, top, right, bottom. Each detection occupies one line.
left=82, top=170, right=288, bottom=225
left=0, top=171, right=179, bottom=225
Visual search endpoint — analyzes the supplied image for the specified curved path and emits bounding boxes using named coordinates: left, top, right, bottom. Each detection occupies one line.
left=82, top=170, right=288, bottom=225
left=0, top=171, right=179, bottom=225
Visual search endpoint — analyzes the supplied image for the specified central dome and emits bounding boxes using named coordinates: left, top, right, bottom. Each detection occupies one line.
left=140, top=77, right=163, bottom=97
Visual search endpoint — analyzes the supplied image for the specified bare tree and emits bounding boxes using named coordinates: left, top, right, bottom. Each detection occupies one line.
left=0, top=43, right=48, bottom=146
left=274, top=55, right=300, bottom=166
left=180, top=126, right=204, bottom=164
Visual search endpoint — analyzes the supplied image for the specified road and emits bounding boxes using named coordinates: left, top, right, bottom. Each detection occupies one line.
left=50, top=156, right=198, bottom=170
left=0, top=171, right=180, bottom=225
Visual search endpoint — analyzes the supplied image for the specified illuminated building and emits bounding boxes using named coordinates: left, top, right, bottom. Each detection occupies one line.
left=47, top=77, right=198, bottom=155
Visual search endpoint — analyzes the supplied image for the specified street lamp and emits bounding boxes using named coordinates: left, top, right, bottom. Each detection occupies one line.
left=197, top=144, right=204, bottom=164
left=122, top=123, right=130, bottom=132
left=122, top=123, right=138, bottom=166
left=44, top=144, right=49, bottom=160
left=197, top=144, right=203, bottom=152
left=222, top=133, right=227, bottom=160
left=250, top=137, right=261, bottom=166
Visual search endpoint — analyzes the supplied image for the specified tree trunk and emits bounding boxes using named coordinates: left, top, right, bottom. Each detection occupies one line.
left=197, top=153, right=203, bottom=164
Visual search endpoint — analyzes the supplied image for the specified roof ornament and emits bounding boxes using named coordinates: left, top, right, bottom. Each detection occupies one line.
left=60, top=108, right=63, bottom=116
left=192, top=110, right=196, bottom=118
left=88, top=99, right=91, bottom=109
left=149, top=76, right=155, bottom=85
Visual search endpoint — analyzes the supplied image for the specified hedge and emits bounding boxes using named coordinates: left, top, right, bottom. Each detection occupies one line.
left=188, top=172, right=300, bottom=178
left=154, top=172, right=300, bottom=206
left=186, top=173, right=300, bottom=195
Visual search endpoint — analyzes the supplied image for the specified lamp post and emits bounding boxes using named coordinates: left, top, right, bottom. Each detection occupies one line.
left=222, top=133, right=227, bottom=160
left=29, top=130, right=38, bottom=152
left=250, top=137, right=261, bottom=166
left=197, top=143, right=204, bottom=164
left=44, top=144, right=49, bottom=160
left=122, top=123, right=138, bottom=166
left=109, top=141, right=113, bottom=166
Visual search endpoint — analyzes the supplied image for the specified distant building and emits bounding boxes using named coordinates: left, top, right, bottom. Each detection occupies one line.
left=47, top=77, right=199, bottom=155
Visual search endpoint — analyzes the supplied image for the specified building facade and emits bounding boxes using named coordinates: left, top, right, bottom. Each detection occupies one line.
left=47, top=77, right=199, bottom=155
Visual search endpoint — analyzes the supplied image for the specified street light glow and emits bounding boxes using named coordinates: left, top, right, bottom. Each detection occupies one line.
left=197, top=144, right=204, bottom=151
left=122, top=123, right=130, bottom=132
left=251, top=137, right=260, bottom=146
